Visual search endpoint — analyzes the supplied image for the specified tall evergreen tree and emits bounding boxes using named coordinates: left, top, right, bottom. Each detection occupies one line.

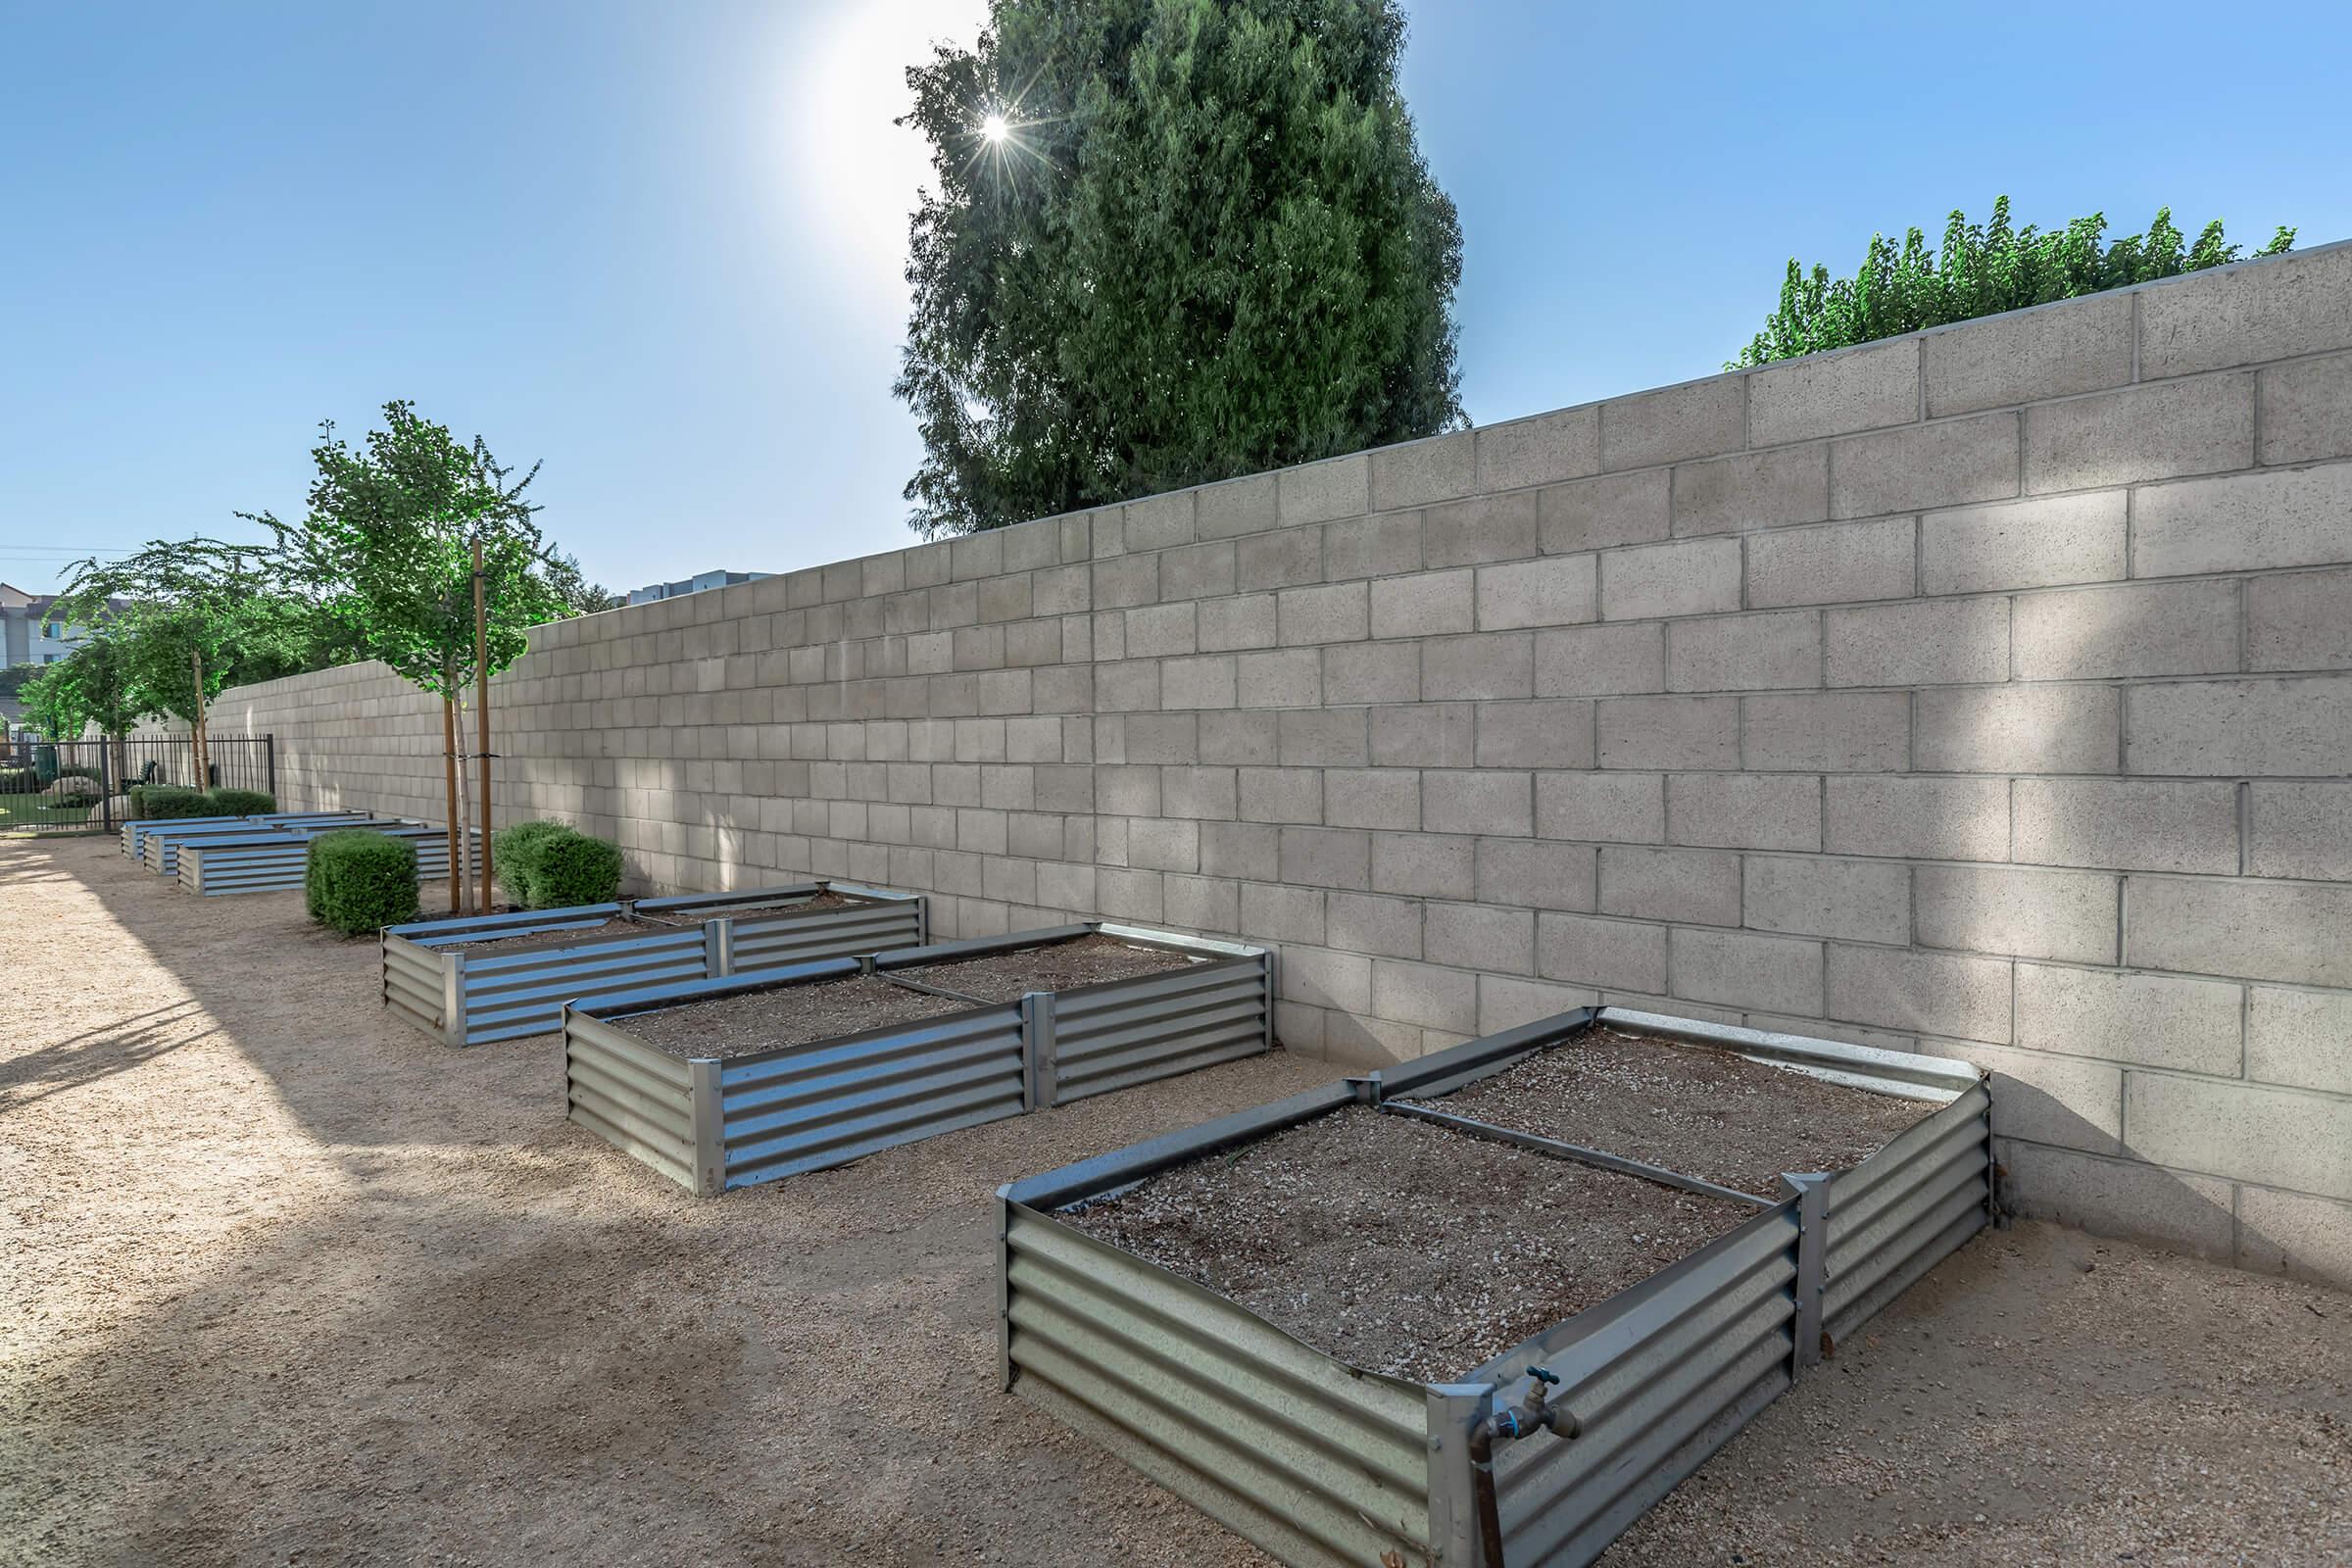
left=897, top=0, right=1464, bottom=536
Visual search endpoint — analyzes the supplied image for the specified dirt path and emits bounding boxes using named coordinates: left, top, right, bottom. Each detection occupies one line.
left=4, top=837, right=2347, bottom=1566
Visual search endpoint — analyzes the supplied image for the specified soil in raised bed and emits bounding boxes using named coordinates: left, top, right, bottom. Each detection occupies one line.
left=1400, top=1026, right=1934, bottom=1199
left=637, top=890, right=855, bottom=925
left=443, top=916, right=676, bottom=955
left=903, top=933, right=1198, bottom=1003
left=621, top=975, right=976, bottom=1060
left=1061, top=1105, right=1755, bottom=1381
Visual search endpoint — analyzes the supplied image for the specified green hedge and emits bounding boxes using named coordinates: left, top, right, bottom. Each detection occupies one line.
left=131, top=784, right=214, bottom=820
left=205, top=788, right=277, bottom=816
left=306, top=831, right=420, bottom=936
left=492, top=818, right=622, bottom=909
left=0, top=766, right=35, bottom=794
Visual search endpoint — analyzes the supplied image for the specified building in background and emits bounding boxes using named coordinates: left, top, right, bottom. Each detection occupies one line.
left=0, top=583, right=99, bottom=666
left=625, top=569, right=770, bottom=607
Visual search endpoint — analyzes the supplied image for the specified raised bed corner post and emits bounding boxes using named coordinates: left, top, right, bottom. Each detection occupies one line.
left=995, top=1189, right=1016, bottom=1392
left=1425, top=1384, right=1494, bottom=1567
left=688, top=1057, right=724, bottom=1197
left=1020, top=990, right=1058, bottom=1111
left=442, top=951, right=468, bottom=1048
left=1785, top=1171, right=1831, bottom=1377
left=704, top=917, right=738, bottom=980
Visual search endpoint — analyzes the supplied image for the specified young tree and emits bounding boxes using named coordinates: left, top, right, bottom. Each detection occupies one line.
left=1732, top=198, right=2295, bottom=368
left=260, top=402, right=576, bottom=912
left=22, top=634, right=146, bottom=783
left=897, top=0, right=1464, bottom=535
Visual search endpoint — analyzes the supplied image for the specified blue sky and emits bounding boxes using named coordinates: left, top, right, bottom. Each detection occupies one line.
left=3, top=1, right=2344, bottom=598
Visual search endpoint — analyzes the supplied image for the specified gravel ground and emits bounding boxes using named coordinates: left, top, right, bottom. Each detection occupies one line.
left=905, top=933, right=1197, bottom=1002
left=1063, top=1106, right=1754, bottom=1379
left=1413, top=1026, right=1933, bottom=1197
left=5, top=836, right=2347, bottom=1566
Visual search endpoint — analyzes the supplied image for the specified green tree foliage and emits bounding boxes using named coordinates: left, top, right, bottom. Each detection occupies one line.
left=897, top=0, right=1464, bottom=535
left=1733, top=197, right=2295, bottom=368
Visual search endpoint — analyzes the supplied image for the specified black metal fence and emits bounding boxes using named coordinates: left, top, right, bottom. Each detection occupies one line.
left=0, top=734, right=276, bottom=835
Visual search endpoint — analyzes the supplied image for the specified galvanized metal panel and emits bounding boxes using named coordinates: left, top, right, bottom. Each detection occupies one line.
left=1822, top=1084, right=1992, bottom=1340
left=459, top=930, right=710, bottom=1044
left=1596, top=1008, right=1982, bottom=1103
left=716, top=1003, right=1027, bottom=1186
left=1049, top=954, right=1271, bottom=1102
left=730, top=901, right=925, bottom=969
left=381, top=936, right=450, bottom=1038
left=1005, top=1202, right=1437, bottom=1568
left=563, top=1010, right=697, bottom=1192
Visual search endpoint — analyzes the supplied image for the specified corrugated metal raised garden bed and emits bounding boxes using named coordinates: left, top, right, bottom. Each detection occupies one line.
left=175, top=820, right=468, bottom=893
left=381, top=881, right=927, bottom=1047
left=121, top=809, right=363, bottom=860
left=130, top=812, right=374, bottom=875
left=563, top=921, right=1273, bottom=1196
left=998, top=1005, right=1990, bottom=1568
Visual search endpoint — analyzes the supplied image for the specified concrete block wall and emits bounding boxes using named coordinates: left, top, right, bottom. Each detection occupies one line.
left=212, top=241, right=2352, bottom=1287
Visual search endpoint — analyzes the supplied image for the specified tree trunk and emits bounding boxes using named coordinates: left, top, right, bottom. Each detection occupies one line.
left=190, top=648, right=209, bottom=789
left=454, top=696, right=475, bottom=916
left=441, top=685, right=463, bottom=915
left=474, top=537, right=494, bottom=914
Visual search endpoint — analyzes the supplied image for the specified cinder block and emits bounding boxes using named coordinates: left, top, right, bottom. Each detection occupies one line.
left=1369, top=568, right=1473, bottom=639
left=1162, top=873, right=1239, bottom=936
left=1159, top=540, right=1237, bottom=602
left=2011, top=578, right=2240, bottom=681
left=1421, top=633, right=1534, bottom=700
left=1423, top=491, right=1540, bottom=568
left=1477, top=975, right=1602, bottom=1036
left=2236, top=1186, right=2352, bottom=1293
left=1238, top=766, right=1321, bottom=824
left=1963, top=1043, right=2123, bottom=1150
left=1122, top=602, right=1197, bottom=659
left=2125, top=1072, right=2352, bottom=1201
left=1424, top=902, right=1537, bottom=974
left=1667, top=611, right=1820, bottom=692
left=1370, top=704, right=1474, bottom=767
left=1324, top=513, right=1425, bottom=581
left=2138, top=243, right=2352, bottom=377
left=1824, top=598, right=2009, bottom=686
left=1095, top=764, right=1161, bottom=818
left=1282, top=945, right=1372, bottom=1012
left=1596, top=696, right=1739, bottom=769
left=1235, top=526, right=1322, bottom=591
left=1749, top=337, right=1918, bottom=446
left=1535, top=770, right=1664, bottom=843
left=1372, top=959, right=1481, bottom=1033
left=1322, top=641, right=1420, bottom=706
left=2249, top=986, right=2352, bottom=1095
left=1830, top=412, right=2018, bottom=518
left=1199, top=821, right=1278, bottom=878
left=2263, top=353, right=2352, bottom=466
left=1741, top=855, right=1909, bottom=944
left=1476, top=554, right=1599, bottom=630
left=1423, top=769, right=1534, bottom=836
left=1666, top=773, right=1821, bottom=852
left=1475, top=839, right=1600, bottom=911
left=1597, top=373, right=1743, bottom=469
left=2127, top=875, right=2352, bottom=988
left=1278, top=455, right=1369, bottom=526
left=1826, top=944, right=2011, bottom=1043
left=1241, top=880, right=1326, bottom=947
left=1370, top=431, right=1475, bottom=511
left=1127, top=818, right=1200, bottom=872
left=2014, top=961, right=2241, bottom=1074
left=1236, top=649, right=1322, bottom=709
left=1277, top=710, right=1368, bottom=766
left=2247, top=568, right=2352, bottom=671
left=1123, top=490, right=1198, bottom=553
left=1919, top=490, right=2128, bottom=595
left=1923, top=289, right=2134, bottom=416
left=2024, top=372, right=2254, bottom=493
left=1196, top=471, right=1280, bottom=540
left=1917, top=865, right=2119, bottom=965
left=2132, top=464, right=2352, bottom=578
left=1537, top=910, right=1667, bottom=992
left=1277, top=826, right=1372, bottom=891
left=1160, top=655, right=1237, bottom=710
left=1598, top=537, right=1741, bottom=620
left=1669, top=444, right=1830, bottom=536
left=1325, top=891, right=1424, bottom=957
left=1823, top=776, right=2009, bottom=862
left=1095, top=866, right=1165, bottom=922
left=1744, top=517, right=1916, bottom=609
left=1198, top=593, right=1278, bottom=652
left=1323, top=768, right=1420, bottom=830
left=949, top=530, right=1004, bottom=582
left=1740, top=692, right=1910, bottom=772
left=1473, top=700, right=1595, bottom=768
left=1199, top=710, right=1279, bottom=765
left=1995, top=1140, right=2230, bottom=1254
left=1914, top=685, right=2119, bottom=775
left=1596, top=844, right=1741, bottom=926
left=1671, top=926, right=1825, bottom=1016
left=1477, top=405, right=1601, bottom=492
left=1539, top=468, right=1673, bottom=555
left=1535, top=623, right=1666, bottom=696
left=2249, top=782, right=2352, bottom=879
left=1370, top=832, right=1475, bottom=900
left=1276, top=582, right=1370, bottom=645
left=1092, top=554, right=1159, bottom=610
left=2125, top=676, right=2352, bottom=777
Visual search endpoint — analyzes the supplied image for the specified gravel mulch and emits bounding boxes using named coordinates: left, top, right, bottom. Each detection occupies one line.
left=442, top=915, right=673, bottom=955
left=638, top=889, right=854, bottom=924
left=906, top=933, right=1198, bottom=1003
left=621, top=974, right=973, bottom=1060
left=1062, top=1105, right=1755, bottom=1380
left=1409, top=1026, right=1934, bottom=1198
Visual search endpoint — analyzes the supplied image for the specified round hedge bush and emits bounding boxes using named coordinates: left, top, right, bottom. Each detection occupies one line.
left=205, top=787, right=277, bottom=816
left=130, top=784, right=214, bottom=820
left=306, top=830, right=420, bottom=936
left=491, top=819, right=622, bottom=909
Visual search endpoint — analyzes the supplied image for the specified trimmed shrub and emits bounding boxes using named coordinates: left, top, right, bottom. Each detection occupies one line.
left=493, top=819, right=622, bottom=909
left=131, top=784, right=213, bottom=820
left=0, top=766, right=36, bottom=794
left=205, top=787, right=277, bottom=816
left=306, top=831, right=420, bottom=936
